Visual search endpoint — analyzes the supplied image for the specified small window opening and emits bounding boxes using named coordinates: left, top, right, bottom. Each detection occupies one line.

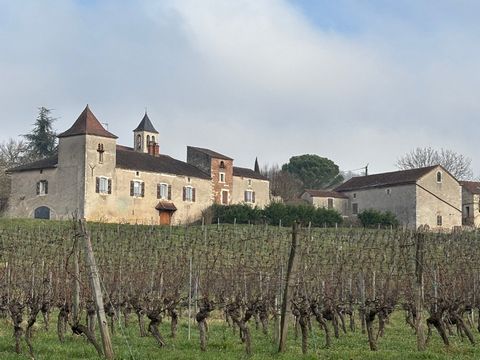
left=219, top=161, right=225, bottom=169
left=436, top=171, right=442, bottom=183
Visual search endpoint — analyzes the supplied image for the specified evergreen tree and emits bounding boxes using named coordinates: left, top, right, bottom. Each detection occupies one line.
left=23, top=107, right=57, bottom=160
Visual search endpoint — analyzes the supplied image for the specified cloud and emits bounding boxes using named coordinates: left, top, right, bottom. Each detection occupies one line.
left=1, top=0, right=480, bottom=175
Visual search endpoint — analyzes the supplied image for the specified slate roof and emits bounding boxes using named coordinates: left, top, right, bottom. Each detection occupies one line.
left=116, top=149, right=210, bottom=179
left=335, top=165, right=439, bottom=192
left=8, top=155, right=58, bottom=173
left=58, top=105, right=118, bottom=139
left=133, top=113, right=159, bottom=134
left=233, top=166, right=268, bottom=181
left=188, top=146, right=233, bottom=160
left=460, top=181, right=480, bottom=195
left=303, top=189, right=348, bottom=199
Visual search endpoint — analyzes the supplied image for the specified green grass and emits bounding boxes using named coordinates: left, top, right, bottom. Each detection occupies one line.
left=0, top=311, right=479, bottom=359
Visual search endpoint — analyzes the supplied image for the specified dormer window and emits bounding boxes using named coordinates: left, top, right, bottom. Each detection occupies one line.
left=151, top=136, right=155, bottom=144
left=147, top=135, right=150, bottom=144
left=436, top=171, right=442, bottom=183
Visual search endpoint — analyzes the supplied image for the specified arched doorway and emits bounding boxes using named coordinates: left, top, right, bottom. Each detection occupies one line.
left=34, top=206, right=51, bottom=220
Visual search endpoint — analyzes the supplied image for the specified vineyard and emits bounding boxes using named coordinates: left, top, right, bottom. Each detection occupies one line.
left=1, top=219, right=480, bottom=359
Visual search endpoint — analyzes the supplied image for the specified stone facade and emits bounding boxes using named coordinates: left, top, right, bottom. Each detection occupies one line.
left=300, top=190, right=348, bottom=215
left=334, top=165, right=462, bottom=230
left=6, top=106, right=270, bottom=224
left=459, top=181, right=480, bottom=226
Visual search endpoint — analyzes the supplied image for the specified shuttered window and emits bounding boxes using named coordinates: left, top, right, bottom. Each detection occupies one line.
left=157, top=183, right=172, bottom=200
left=183, top=186, right=195, bottom=202
left=244, top=190, right=255, bottom=203
left=95, top=177, right=111, bottom=194
left=130, top=180, right=144, bottom=197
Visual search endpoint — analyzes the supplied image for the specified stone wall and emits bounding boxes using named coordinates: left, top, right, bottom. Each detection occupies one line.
left=341, top=184, right=417, bottom=228
left=300, top=192, right=348, bottom=215
left=416, top=168, right=462, bottom=229
left=85, top=167, right=213, bottom=225
left=232, top=176, right=270, bottom=209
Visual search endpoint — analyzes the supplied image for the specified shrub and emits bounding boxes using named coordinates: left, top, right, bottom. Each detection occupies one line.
left=357, top=209, right=399, bottom=228
left=207, top=202, right=343, bottom=228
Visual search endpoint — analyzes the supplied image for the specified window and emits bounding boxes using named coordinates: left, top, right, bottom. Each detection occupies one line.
left=248, top=179, right=252, bottom=186
left=436, top=171, right=442, bottom=183
left=221, top=190, right=229, bottom=205
left=219, top=161, right=225, bottom=169
left=34, top=206, right=50, bottom=219
left=36, top=180, right=48, bottom=196
left=352, top=203, right=358, bottom=215
left=353, top=193, right=357, bottom=199
left=157, top=183, right=172, bottom=200
left=130, top=180, right=145, bottom=197
left=386, top=188, right=391, bottom=195
left=136, top=134, right=142, bottom=150
left=95, top=177, right=111, bottom=194
left=147, top=135, right=150, bottom=144
left=152, top=136, right=155, bottom=143
left=97, top=143, right=104, bottom=163
left=244, top=190, right=255, bottom=203
left=437, top=215, right=443, bottom=226
left=219, top=172, right=225, bottom=183
left=183, top=186, right=195, bottom=202
left=327, top=198, right=334, bottom=209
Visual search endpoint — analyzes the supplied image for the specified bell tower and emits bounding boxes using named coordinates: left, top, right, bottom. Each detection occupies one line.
left=133, top=112, right=159, bottom=155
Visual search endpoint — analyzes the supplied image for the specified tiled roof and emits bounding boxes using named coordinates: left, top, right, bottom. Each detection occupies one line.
left=155, top=201, right=177, bottom=211
left=233, top=166, right=268, bottom=181
left=133, top=113, right=158, bottom=134
left=460, top=181, right=480, bottom=195
left=335, top=165, right=439, bottom=192
left=116, top=149, right=211, bottom=179
left=8, top=155, right=58, bottom=173
left=188, top=146, right=233, bottom=160
left=58, top=105, right=118, bottom=139
left=303, top=189, right=348, bottom=199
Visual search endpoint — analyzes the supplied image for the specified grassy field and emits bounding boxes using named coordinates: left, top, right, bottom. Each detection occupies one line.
left=0, top=310, right=479, bottom=360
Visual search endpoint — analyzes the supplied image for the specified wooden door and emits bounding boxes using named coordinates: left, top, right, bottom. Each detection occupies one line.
left=159, top=211, right=172, bottom=225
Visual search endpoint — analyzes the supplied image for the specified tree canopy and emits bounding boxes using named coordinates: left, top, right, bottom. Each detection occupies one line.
left=23, top=107, right=57, bottom=160
left=281, top=154, right=343, bottom=189
left=396, top=147, right=473, bottom=180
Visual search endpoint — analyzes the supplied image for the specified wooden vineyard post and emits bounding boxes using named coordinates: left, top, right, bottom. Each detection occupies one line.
left=278, top=222, right=299, bottom=353
left=80, top=219, right=114, bottom=359
left=415, top=230, right=426, bottom=351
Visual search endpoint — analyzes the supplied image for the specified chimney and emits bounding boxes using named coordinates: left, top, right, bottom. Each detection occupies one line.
left=154, top=143, right=160, bottom=157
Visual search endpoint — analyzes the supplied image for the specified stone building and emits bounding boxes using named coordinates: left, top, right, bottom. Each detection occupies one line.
left=333, top=165, right=462, bottom=229
left=300, top=189, right=348, bottom=215
left=459, top=181, right=480, bottom=226
left=6, top=106, right=270, bottom=224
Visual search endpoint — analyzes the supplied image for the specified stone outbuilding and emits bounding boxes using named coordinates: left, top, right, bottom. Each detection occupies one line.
left=459, top=181, right=480, bottom=226
left=334, top=165, right=462, bottom=230
left=300, top=189, right=348, bottom=214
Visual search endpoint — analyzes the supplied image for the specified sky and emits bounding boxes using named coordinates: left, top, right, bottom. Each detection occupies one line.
left=1, top=0, right=480, bottom=175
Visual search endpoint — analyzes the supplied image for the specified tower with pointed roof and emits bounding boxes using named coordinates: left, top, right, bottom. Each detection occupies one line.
left=57, top=105, right=118, bottom=217
left=133, top=112, right=159, bottom=155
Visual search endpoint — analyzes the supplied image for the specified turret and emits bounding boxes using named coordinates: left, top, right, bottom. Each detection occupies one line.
left=133, top=112, right=159, bottom=156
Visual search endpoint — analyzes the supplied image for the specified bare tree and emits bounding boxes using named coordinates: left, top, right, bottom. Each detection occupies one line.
left=0, top=138, right=29, bottom=167
left=396, top=147, right=473, bottom=180
left=262, top=164, right=303, bottom=201
left=0, top=139, right=29, bottom=213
